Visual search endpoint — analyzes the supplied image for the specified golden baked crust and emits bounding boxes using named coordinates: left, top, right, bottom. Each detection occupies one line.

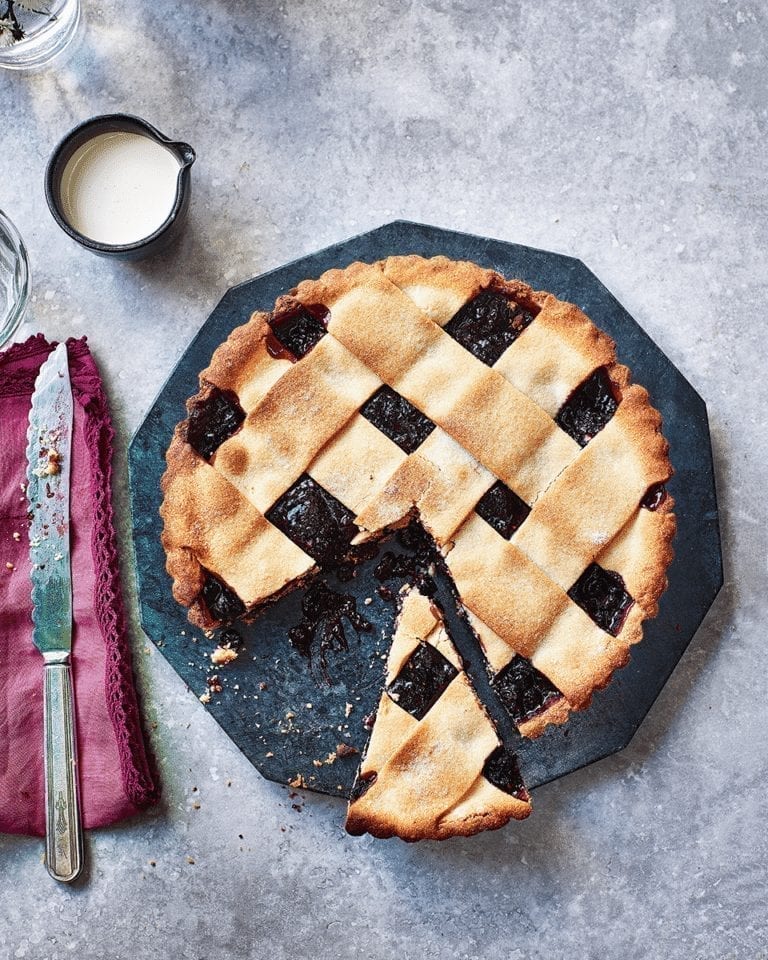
left=161, top=254, right=675, bottom=831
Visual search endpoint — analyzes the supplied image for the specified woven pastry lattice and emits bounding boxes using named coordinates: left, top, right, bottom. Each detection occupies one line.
left=161, top=256, right=674, bottom=746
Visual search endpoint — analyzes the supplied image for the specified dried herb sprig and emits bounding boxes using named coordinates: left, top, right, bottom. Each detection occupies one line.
left=0, top=0, right=55, bottom=46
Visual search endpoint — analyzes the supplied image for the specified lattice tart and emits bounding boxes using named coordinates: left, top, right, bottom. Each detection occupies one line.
left=160, top=255, right=675, bottom=839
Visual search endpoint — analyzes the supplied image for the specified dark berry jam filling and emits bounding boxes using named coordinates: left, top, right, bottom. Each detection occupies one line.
left=375, top=551, right=437, bottom=597
left=335, top=561, right=356, bottom=583
left=349, top=769, right=377, bottom=802
left=474, top=481, right=531, bottom=540
left=218, top=627, right=243, bottom=649
left=288, top=581, right=372, bottom=681
left=482, top=745, right=528, bottom=800
left=266, top=303, right=330, bottom=361
left=444, top=289, right=536, bottom=367
left=360, top=385, right=436, bottom=454
left=568, top=562, right=634, bottom=636
left=492, top=655, right=563, bottom=726
left=362, top=709, right=376, bottom=731
left=200, top=571, right=245, bottom=623
left=397, top=520, right=436, bottom=554
left=186, top=387, right=245, bottom=460
left=386, top=641, right=458, bottom=720
left=374, top=521, right=439, bottom=598
left=265, top=473, right=358, bottom=567
left=555, top=367, right=620, bottom=447
left=641, top=482, right=668, bottom=511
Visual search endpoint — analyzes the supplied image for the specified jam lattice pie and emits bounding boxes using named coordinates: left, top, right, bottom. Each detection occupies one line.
left=161, top=255, right=675, bottom=839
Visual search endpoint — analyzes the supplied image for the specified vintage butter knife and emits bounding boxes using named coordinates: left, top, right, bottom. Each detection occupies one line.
left=26, top=342, right=83, bottom=883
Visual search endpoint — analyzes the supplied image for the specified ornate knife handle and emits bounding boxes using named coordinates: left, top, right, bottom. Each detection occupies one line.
left=43, top=655, right=83, bottom=882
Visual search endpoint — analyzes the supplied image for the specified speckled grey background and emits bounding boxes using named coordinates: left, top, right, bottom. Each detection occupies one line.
left=0, top=1, right=763, bottom=958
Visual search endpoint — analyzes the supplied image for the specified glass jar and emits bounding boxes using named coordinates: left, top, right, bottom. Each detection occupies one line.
left=0, top=209, right=30, bottom=349
left=0, top=0, right=80, bottom=71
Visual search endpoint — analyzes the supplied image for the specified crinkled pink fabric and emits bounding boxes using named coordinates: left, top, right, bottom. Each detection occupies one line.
left=0, top=335, right=159, bottom=836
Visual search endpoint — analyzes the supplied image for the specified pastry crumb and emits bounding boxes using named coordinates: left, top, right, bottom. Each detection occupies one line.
left=288, top=774, right=306, bottom=788
left=211, top=646, right=238, bottom=666
left=336, top=743, right=359, bottom=758
left=12, top=532, right=20, bottom=542
left=345, top=702, right=353, bottom=717
left=199, top=691, right=212, bottom=704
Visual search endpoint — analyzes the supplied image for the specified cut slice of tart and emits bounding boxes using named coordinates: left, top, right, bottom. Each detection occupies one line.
left=345, top=588, right=530, bottom=841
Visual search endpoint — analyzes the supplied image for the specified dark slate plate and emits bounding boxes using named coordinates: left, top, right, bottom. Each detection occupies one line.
left=128, top=220, right=722, bottom=799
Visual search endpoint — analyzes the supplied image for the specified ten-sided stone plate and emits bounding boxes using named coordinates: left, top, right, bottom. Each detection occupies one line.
left=128, top=221, right=722, bottom=799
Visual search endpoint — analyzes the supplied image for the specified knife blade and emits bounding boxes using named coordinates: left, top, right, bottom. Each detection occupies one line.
left=26, top=342, right=83, bottom=883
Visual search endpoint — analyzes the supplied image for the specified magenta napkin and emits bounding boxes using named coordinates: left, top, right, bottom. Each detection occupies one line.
left=0, top=335, right=158, bottom=836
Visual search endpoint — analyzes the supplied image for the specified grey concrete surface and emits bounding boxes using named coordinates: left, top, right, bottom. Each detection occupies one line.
left=1, top=1, right=764, bottom=957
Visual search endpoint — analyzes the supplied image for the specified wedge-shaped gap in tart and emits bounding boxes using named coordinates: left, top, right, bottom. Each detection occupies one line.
left=461, top=608, right=575, bottom=738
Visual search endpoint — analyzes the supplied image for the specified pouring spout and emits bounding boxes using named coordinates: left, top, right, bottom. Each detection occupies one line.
left=174, top=143, right=196, bottom=168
